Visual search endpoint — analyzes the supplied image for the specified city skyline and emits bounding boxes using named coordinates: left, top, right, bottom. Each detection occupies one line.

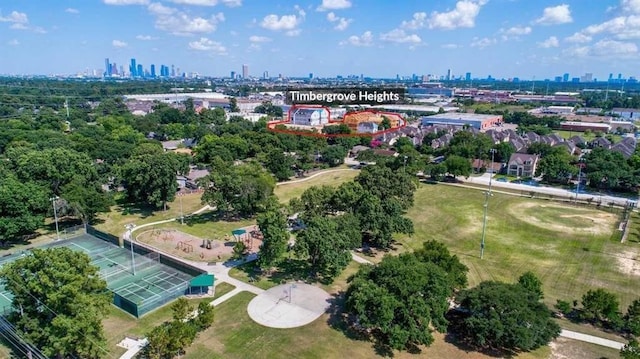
left=1, top=0, right=640, bottom=79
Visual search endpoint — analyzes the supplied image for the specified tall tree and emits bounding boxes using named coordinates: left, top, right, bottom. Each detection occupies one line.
left=581, top=288, right=621, bottom=325
left=625, top=299, right=640, bottom=336
left=120, top=152, right=187, bottom=209
left=456, top=281, right=561, bottom=352
left=200, top=160, right=276, bottom=217
left=0, top=248, right=112, bottom=359
left=257, top=199, right=290, bottom=270
left=345, top=254, right=453, bottom=352
left=294, top=216, right=352, bottom=280
left=414, top=240, right=469, bottom=290
left=621, top=338, right=640, bottom=359
left=517, top=271, right=544, bottom=300
left=0, top=176, right=49, bottom=246
left=355, top=164, right=417, bottom=210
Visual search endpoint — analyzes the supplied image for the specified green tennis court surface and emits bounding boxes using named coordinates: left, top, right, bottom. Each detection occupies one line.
left=0, top=233, right=200, bottom=317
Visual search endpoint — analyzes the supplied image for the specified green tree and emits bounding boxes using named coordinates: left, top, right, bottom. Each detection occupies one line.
left=256, top=199, right=289, bottom=270
left=120, top=153, right=186, bottom=209
left=229, top=97, right=240, bottom=112
left=0, top=176, right=49, bottom=246
left=0, top=247, right=112, bottom=359
left=621, top=338, right=640, bottom=359
left=264, top=148, right=294, bottom=181
left=355, top=164, right=417, bottom=210
left=379, top=116, right=392, bottom=130
left=456, top=281, right=561, bottom=352
left=294, top=216, right=352, bottom=280
left=581, top=288, right=621, bottom=324
left=493, top=142, right=515, bottom=163
left=320, top=145, right=347, bottom=167
left=345, top=254, right=453, bottom=352
left=445, top=155, right=472, bottom=177
left=201, top=160, right=276, bottom=217
left=354, top=193, right=414, bottom=249
left=193, top=301, right=215, bottom=331
left=517, top=271, right=544, bottom=300
left=626, top=298, right=640, bottom=335
left=414, top=240, right=469, bottom=290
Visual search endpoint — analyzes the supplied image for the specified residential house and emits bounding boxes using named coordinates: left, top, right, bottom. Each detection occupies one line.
left=611, top=136, right=638, bottom=158
left=349, top=145, right=370, bottom=158
left=509, top=136, right=528, bottom=153
left=525, top=131, right=540, bottom=144
left=507, top=153, right=540, bottom=177
left=554, top=141, right=577, bottom=155
left=590, top=137, right=612, bottom=149
left=567, top=135, right=586, bottom=147
left=472, top=159, right=503, bottom=174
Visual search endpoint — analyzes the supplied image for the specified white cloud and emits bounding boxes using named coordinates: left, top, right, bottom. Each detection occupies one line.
left=326, top=12, right=352, bottom=30
left=538, top=36, right=559, bottom=48
left=380, top=29, right=421, bottom=43
left=103, top=0, right=149, bottom=5
left=148, top=3, right=224, bottom=35
left=401, top=12, right=427, bottom=29
left=112, top=39, right=128, bottom=47
left=261, top=14, right=301, bottom=31
left=502, top=25, right=532, bottom=36
left=65, top=8, right=80, bottom=14
left=295, top=5, right=306, bottom=18
left=621, top=0, right=640, bottom=14
left=136, top=34, right=158, bottom=40
left=582, top=15, right=640, bottom=40
left=169, top=0, right=218, bottom=5
left=286, top=29, right=302, bottom=36
left=470, top=36, right=496, bottom=48
left=317, top=0, right=351, bottom=11
left=10, top=23, right=28, bottom=30
left=0, top=11, right=28, bottom=23
left=340, top=31, right=373, bottom=46
left=534, top=4, right=572, bottom=25
left=7, top=39, right=19, bottom=46
left=441, top=43, right=460, bottom=49
left=188, top=37, right=227, bottom=53
left=222, top=0, right=242, bottom=7
left=428, top=0, right=487, bottom=30
left=249, top=35, right=271, bottom=42
left=565, top=39, right=638, bottom=58
left=565, top=32, right=592, bottom=43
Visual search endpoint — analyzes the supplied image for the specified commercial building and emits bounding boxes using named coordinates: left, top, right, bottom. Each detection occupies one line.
left=559, top=121, right=611, bottom=133
left=291, top=108, right=329, bottom=126
left=420, top=112, right=503, bottom=130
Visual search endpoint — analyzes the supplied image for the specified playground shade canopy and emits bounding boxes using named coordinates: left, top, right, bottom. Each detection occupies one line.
left=190, top=274, right=215, bottom=287
left=231, top=229, right=246, bottom=236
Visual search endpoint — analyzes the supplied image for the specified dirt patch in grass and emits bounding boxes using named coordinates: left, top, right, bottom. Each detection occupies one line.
left=616, top=248, right=640, bottom=277
left=549, top=337, right=620, bottom=359
left=509, top=202, right=617, bottom=236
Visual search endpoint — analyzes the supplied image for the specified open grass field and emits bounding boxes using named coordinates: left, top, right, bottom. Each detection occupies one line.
left=95, top=191, right=207, bottom=238
left=554, top=129, right=623, bottom=143
left=274, top=169, right=360, bottom=204
left=396, top=183, right=640, bottom=309
left=102, top=282, right=235, bottom=356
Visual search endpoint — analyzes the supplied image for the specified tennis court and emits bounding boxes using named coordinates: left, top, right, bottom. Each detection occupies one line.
left=0, top=232, right=201, bottom=317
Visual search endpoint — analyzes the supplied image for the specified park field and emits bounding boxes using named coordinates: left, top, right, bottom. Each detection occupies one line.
left=274, top=169, right=360, bottom=204
left=395, top=183, right=640, bottom=309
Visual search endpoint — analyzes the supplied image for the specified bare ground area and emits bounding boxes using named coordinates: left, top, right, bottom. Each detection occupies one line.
left=509, top=202, right=618, bottom=236
left=136, top=225, right=262, bottom=262
left=549, top=337, right=620, bottom=359
left=617, top=248, right=640, bottom=277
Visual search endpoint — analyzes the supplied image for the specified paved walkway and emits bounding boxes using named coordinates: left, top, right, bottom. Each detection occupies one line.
left=559, top=329, right=624, bottom=350
left=275, top=168, right=357, bottom=186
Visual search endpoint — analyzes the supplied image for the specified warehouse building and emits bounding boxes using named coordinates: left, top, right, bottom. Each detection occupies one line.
left=420, top=112, right=503, bottom=130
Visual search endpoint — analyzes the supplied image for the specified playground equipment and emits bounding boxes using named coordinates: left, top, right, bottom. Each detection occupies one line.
left=200, top=239, right=213, bottom=249
left=176, top=241, right=193, bottom=253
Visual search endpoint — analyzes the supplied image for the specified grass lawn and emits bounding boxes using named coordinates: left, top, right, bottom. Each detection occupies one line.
left=183, top=292, right=549, bottom=359
left=137, top=213, right=256, bottom=243
left=555, top=129, right=623, bottom=143
left=95, top=191, right=207, bottom=237
left=103, top=282, right=235, bottom=355
left=396, top=183, right=640, bottom=309
left=274, top=169, right=360, bottom=204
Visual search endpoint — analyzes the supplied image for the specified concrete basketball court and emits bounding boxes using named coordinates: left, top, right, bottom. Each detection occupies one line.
left=247, top=282, right=332, bottom=329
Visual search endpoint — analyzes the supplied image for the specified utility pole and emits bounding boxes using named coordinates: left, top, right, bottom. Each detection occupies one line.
left=125, top=224, right=137, bottom=275
left=575, top=160, right=584, bottom=204
left=50, top=196, right=60, bottom=240
left=179, top=192, right=184, bottom=225
left=480, top=149, right=495, bottom=259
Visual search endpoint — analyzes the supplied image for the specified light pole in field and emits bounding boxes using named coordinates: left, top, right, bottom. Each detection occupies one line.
left=575, top=159, right=585, bottom=204
left=125, top=223, right=137, bottom=275
left=178, top=191, right=184, bottom=225
left=50, top=196, right=60, bottom=240
left=480, top=149, right=496, bottom=259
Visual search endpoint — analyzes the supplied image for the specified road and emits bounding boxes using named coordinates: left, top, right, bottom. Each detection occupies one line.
left=463, top=173, right=637, bottom=207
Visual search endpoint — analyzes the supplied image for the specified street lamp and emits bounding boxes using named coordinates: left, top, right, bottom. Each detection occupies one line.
left=575, top=159, right=585, bottom=204
left=50, top=196, right=60, bottom=240
left=178, top=192, right=184, bottom=225
left=125, top=224, right=136, bottom=275
left=480, top=149, right=496, bottom=259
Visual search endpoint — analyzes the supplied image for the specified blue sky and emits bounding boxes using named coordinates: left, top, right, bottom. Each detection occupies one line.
left=1, top=0, right=639, bottom=80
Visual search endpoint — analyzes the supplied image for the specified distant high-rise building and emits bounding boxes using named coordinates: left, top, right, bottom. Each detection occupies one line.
left=580, top=73, right=593, bottom=82
left=230, top=71, right=236, bottom=79
left=242, top=64, right=248, bottom=78
left=104, top=58, right=111, bottom=77
left=465, top=72, right=471, bottom=82
left=111, top=64, right=118, bottom=76
left=119, top=65, right=124, bottom=76
left=137, top=64, right=143, bottom=78
left=446, top=69, right=451, bottom=81
left=130, top=58, right=137, bottom=77
left=563, top=73, right=569, bottom=82
left=263, top=71, right=269, bottom=79
left=554, top=76, right=562, bottom=82
left=171, top=65, right=175, bottom=77
left=609, top=73, right=614, bottom=81
left=309, top=73, right=313, bottom=79
left=150, top=64, right=156, bottom=78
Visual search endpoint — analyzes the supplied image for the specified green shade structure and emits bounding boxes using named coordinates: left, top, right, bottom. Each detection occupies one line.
left=190, top=274, right=215, bottom=287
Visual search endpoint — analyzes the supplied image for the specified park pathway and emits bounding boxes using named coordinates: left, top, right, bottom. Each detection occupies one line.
left=275, top=168, right=357, bottom=186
